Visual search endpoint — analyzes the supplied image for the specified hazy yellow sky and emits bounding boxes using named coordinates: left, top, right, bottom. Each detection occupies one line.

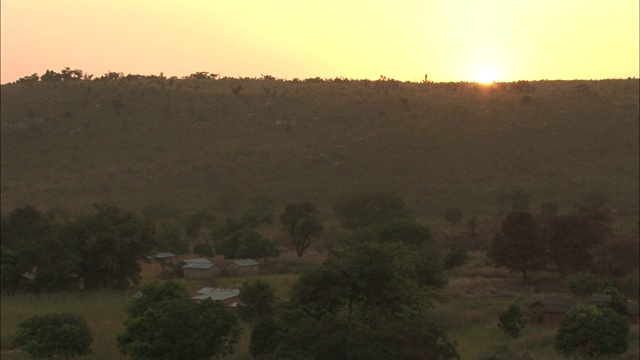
left=1, top=0, right=638, bottom=84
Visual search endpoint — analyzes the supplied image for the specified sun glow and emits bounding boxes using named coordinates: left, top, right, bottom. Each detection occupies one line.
left=474, top=70, right=496, bottom=84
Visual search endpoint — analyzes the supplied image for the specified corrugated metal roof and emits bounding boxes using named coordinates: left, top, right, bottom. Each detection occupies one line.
left=182, top=258, right=216, bottom=269
left=146, top=252, right=177, bottom=260
left=191, top=288, right=240, bottom=301
left=231, top=259, right=259, bottom=267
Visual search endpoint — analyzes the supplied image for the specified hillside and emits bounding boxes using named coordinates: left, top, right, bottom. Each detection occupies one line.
left=1, top=78, right=638, bottom=228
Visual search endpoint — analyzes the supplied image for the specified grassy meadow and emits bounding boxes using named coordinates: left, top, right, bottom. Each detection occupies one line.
left=1, top=78, right=638, bottom=232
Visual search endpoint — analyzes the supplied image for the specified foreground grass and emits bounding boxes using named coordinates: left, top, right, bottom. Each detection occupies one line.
left=1, top=290, right=133, bottom=359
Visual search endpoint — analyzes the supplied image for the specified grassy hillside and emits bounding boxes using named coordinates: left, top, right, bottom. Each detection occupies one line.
left=1, top=78, right=638, bottom=229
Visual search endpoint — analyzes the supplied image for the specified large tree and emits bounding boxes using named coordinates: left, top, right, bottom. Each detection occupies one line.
left=280, top=201, right=323, bottom=257
left=488, top=211, right=547, bottom=281
left=555, top=304, right=629, bottom=358
left=73, top=204, right=156, bottom=289
left=540, top=210, right=611, bottom=276
left=238, top=279, right=278, bottom=324
left=117, top=280, right=240, bottom=360
left=257, top=241, right=459, bottom=359
left=215, top=229, right=278, bottom=259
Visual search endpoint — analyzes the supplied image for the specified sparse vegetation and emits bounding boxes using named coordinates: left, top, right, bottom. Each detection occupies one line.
left=0, top=75, right=638, bottom=359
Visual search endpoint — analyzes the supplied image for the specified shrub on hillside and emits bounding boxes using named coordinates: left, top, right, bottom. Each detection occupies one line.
left=555, top=304, right=629, bottom=358
left=444, top=240, right=469, bottom=270
left=565, top=272, right=601, bottom=298
left=497, top=304, right=526, bottom=339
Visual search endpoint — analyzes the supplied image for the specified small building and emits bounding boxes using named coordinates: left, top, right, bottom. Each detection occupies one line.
left=191, top=288, right=240, bottom=308
left=225, top=259, right=259, bottom=276
left=141, top=252, right=178, bottom=272
left=530, top=295, right=640, bottom=326
left=182, top=258, right=220, bottom=279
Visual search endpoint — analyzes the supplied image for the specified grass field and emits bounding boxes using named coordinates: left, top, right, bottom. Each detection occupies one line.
left=1, top=78, right=638, bottom=233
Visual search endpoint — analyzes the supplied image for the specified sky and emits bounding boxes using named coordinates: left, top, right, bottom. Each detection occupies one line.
left=1, top=0, right=638, bottom=84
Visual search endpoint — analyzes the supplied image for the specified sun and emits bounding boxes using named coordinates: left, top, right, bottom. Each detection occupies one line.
left=474, top=70, right=496, bottom=84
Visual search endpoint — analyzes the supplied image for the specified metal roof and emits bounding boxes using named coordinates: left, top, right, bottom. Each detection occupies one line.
left=146, top=252, right=177, bottom=260
left=182, top=258, right=216, bottom=269
left=230, top=259, right=259, bottom=267
left=191, top=288, right=240, bottom=301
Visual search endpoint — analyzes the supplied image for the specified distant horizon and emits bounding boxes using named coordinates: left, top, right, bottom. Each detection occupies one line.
left=2, top=67, right=638, bottom=86
left=2, top=1, right=638, bottom=85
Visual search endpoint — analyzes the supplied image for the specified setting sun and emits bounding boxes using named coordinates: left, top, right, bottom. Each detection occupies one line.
left=474, top=70, right=497, bottom=84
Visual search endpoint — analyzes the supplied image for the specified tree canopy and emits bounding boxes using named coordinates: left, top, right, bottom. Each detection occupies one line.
left=251, top=239, right=458, bottom=359
left=555, top=304, right=629, bottom=358
left=488, top=211, right=547, bottom=281
left=280, top=201, right=323, bottom=257
left=117, top=280, right=240, bottom=360
left=14, top=313, right=92, bottom=359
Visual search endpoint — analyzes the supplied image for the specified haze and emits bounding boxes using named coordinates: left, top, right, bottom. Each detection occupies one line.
left=1, top=0, right=638, bottom=84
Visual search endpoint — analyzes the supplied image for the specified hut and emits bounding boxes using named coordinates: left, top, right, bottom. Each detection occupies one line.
left=141, top=252, right=177, bottom=272
left=182, top=258, right=220, bottom=279
left=225, top=259, right=259, bottom=276
left=191, top=288, right=240, bottom=308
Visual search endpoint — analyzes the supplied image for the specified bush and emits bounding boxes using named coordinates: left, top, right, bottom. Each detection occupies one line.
left=444, top=240, right=469, bottom=269
left=497, top=304, right=526, bottom=338
left=14, top=313, right=92, bottom=359
left=565, top=272, right=600, bottom=298
left=555, top=304, right=629, bottom=358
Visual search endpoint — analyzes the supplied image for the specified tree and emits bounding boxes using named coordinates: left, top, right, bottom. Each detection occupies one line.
left=280, top=201, right=323, bottom=257
left=444, top=240, right=469, bottom=270
left=40, top=69, right=63, bottom=82
left=183, top=210, right=215, bottom=239
left=60, top=67, right=83, bottom=81
left=264, top=241, right=459, bottom=359
left=488, top=211, right=547, bottom=281
left=235, top=231, right=279, bottom=259
left=372, top=218, right=432, bottom=247
left=73, top=204, right=156, bottom=289
left=555, top=304, right=629, bottom=358
left=497, top=304, right=526, bottom=338
left=1, top=206, right=56, bottom=292
left=591, top=237, right=639, bottom=277
left=333, top=191, right=409, bottom=230
left=540, top=211, right=611, bottom=276
left=117, top=281, right=240, bottom=360
left=156, top=220, right=189, bottom=255
left=238, top=279, right=278, bottom=323
left=240, top=196, right=275, bottom=228
left=15, top=73, right=39, bottom=84
left=216, top=229, right=278, bottom=259
left=564, top=272, right=600, bottom=298
left=14, top=313, right=92, bottom=359
left=185, top=71, right=218, bottom=80
left=193, top=242, right=214, bottom=256
left=249, top=317, right=279, bottom=359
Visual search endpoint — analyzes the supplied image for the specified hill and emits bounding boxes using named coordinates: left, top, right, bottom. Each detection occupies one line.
left=1, top=77, right=638, bottom=229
